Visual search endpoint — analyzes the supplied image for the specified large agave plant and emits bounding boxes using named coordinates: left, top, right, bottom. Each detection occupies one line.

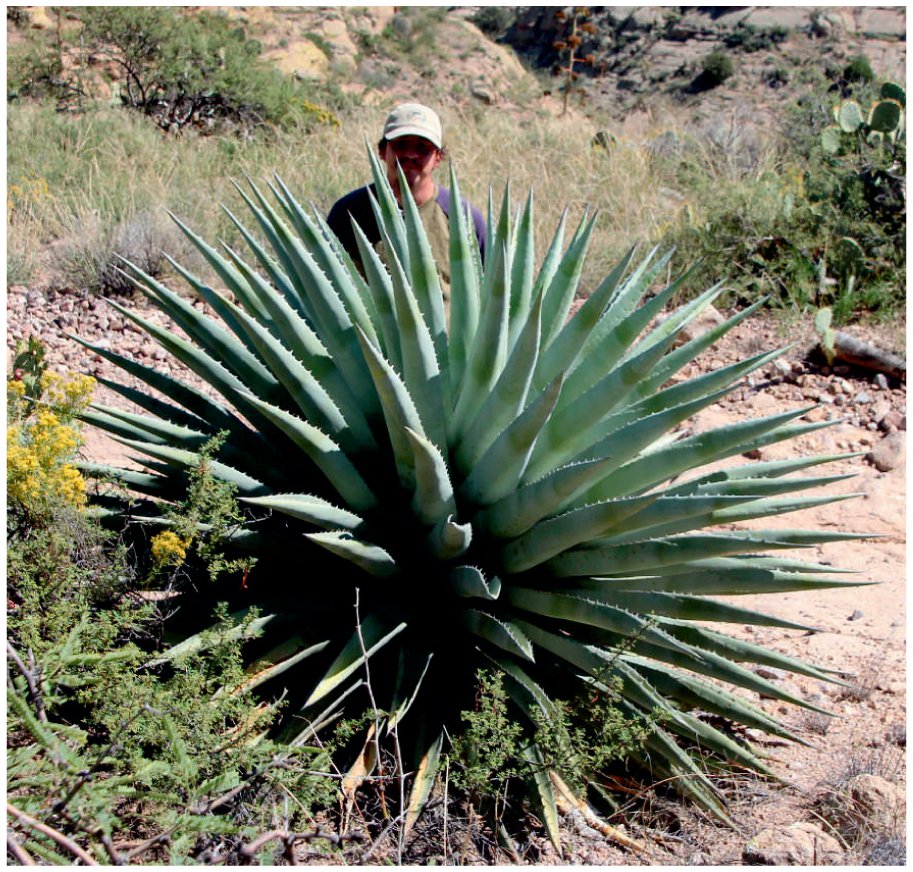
left=78, top=148, right=864, bottom=843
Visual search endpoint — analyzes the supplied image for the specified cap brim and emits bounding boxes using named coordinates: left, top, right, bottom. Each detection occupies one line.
left=385, top=126, right=442, bottom=149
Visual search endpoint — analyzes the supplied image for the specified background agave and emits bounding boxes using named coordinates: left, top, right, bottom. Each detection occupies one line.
left=78, top=148, right=865, bottom=844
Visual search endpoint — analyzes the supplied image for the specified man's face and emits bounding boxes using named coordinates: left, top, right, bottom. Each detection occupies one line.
left=380, top=135, right=442, bottom=194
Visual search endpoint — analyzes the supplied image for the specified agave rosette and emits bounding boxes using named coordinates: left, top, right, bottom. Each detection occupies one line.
left=77, top=148, right=865, bottom=840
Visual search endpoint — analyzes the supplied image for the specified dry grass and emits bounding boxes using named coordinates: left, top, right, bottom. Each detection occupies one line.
left=9, top=99, right=751, bottom=298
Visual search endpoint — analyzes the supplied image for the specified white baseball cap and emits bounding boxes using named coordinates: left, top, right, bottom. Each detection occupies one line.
left=382, top=103, right=442, bottom=149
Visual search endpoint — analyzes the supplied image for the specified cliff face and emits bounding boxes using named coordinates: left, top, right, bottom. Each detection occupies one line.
left=504, top=6, right=905, bottom=119
left=12, top=6, right=905, bottom=120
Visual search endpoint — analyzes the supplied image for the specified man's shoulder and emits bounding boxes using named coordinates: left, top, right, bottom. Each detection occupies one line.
left=329, top=184, right=374, bottom=216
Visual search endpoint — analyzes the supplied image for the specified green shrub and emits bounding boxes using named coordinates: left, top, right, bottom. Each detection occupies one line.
left=701, top=50, right=735, bottom=86
left=843, top=54, right=874, bottom=84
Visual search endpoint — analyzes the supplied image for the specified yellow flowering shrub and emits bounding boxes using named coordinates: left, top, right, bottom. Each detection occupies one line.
left=7, top=369, right=96, bottom=520
left=150, top=530, right=191, bottom=567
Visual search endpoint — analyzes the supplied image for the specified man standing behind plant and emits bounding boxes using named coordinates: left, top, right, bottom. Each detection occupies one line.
left=327, top=103, right=486, bottom=302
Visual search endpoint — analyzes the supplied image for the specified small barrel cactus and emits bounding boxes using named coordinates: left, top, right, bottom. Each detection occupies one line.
left=77, top=148, right=865, bottom=846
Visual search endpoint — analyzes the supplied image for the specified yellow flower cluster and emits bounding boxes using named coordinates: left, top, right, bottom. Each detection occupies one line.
left=39, top=371, right=97, bottom=420
left=7, top=370, right=96, bottom=517
left=301, top=99, right=340, bottom=127
left=7, top=407, right=86, bottom=512
left=150, top=530, right=192, bottom=567
left=7, top=175, right=51, bottom=218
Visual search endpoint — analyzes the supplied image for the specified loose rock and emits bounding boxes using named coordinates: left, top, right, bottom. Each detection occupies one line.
left=743, top=822, right=843, bottom=865
left=866, top=431, right=906, bottom=472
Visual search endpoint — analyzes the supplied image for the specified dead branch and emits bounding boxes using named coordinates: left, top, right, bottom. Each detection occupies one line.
left=6, top=643, right=47, bottom=723
left=7, top=831, right=36, bottom=865
left=7, top=802, right=99, bottom=865
left=827, top=332, right=906, bottom=381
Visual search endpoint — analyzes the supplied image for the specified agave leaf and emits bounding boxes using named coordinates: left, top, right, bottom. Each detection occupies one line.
left=79, top=406, right=207, bottom=449
left=396, top=165, right=450, bottom=398
left=240, top=493, right=365, bottom=532
left=161, top=215, right=276, bottom=351
left=462, top=610, right=534, bottom=662
left=365, top=142, right=411, bottom=272
left=452, top=241, right=511, bottom=439
left=455, top=293, right=543, bottom=473
left=625, top=633, right=832, bottom=714
left=633, top=298, right=768, bottom=399
left=460, top=375, right=564, bottom=507
left=91, top=374, right=214, bottom=434
left=665, top=452, right=861, bottom=494
left=342, top=723, right=379, bottom=802
left=241, top=178, right=378, bottom=410
left=586, top=566, right=869, bottom=597
left=221, top=203, right=305, bottom=317
left=527, top=321, right=685, bottom=479
left=404, top=729, right=444, bottom=834
left=664, top=705, right=775, bottom=775
left=507, top=189, right=536, bottom=350
left=78, top=462, right=176, bottom=500
left=636, top=717, right=730, bottom=820
left=448, top=565, right=501, bottom=600
left=70, top=335, right=269, bottom=456
left=598, top=492, right=860, bottom=545
left=521, top=743, right=562, bottom=854
left=561, top=262, right=695, bottom=407
left=535, top=239, right=639, bottom=390
left=240, top=392, right=377, bottom=512
left=289, top=679, right=365, bottom=746
left=504, top=588, right=692, bottom=657
left=500, top=493, right=660, bottom=574
left=539, top=214, right=600, bottom=348
left=655, top=621, right=852, bottom=683
left=426, top=515, right=473, bottom=560
left=148, top=608, right=279, bottom=667
left=379, top=235, right=448, bottom=452
left=479, top=456, right=617, bottom=539
left=446, top=162, right=483, bottom=389
left=215, top=294, right=361, bottom=449
left=528, top=387, right=732, bottom=492
left=229, top=181, right=312, bottom=319
left=584, top=407, right=823, bottom=503
left=306, top=531, right=398, bottom=577
left=563, top=588, right=816, bottom=632
left=304, top=616, right=407, bottom=707
left=218, top=239, right=377, bottom=448
left=628, top=658, right=807, bottom=742
left=405, top=427, right=455, bottom=526
left=354, top=327, right=425, bottom=489
left=233, top=637, right=332, bottom=696
left=108, top=436, right=269, bottom=498
left=271, top=173, right=379, bottom=346
left=387, top=649, right=434, bottom=732
left=545, top=531, right=819, bottom=578
left=351, top=216, right=403, bottom=373
left=103, top=299, right=294, bottom=448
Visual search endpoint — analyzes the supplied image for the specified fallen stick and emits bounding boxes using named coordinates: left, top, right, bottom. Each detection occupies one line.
left=827, top=331, right=906, bottom=380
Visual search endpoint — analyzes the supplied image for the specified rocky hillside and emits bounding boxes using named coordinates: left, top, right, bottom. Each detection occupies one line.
left=15, top=5, right=905, bottom=122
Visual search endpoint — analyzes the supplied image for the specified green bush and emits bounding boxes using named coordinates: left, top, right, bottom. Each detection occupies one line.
left=701, top=50, right=735, bottom=86
left=6, top=347, right=338, bottom=864
left=843, top=54, right=874, bottom=84
left=10, top=7, right=341, bottom=135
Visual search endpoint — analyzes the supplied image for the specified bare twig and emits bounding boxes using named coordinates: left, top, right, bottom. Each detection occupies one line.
left=6, top=642, right=47, bottom=723
left=7, top=802, right=99, bottom=865
left=353, top=589, right=387, bottom=817
left=359, top=810, right=410, bottom=864
left=7, top=831, right=36, bottom=865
